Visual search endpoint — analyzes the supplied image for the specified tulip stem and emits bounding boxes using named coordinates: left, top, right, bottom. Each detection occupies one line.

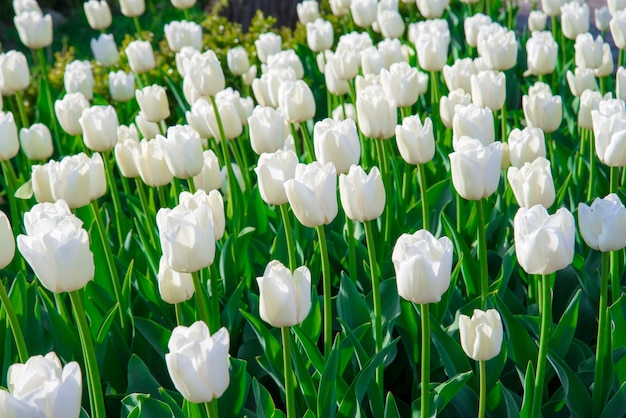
left=610, top=166, right=621, bottom=303
left=13, top=91, right=29, bottom=129
left=158, top=186, right=168, bottom=208
left=288, top=123, right=302, bottom=159
left=90, top=200, right=125, bottom=331
left=204, top=400, right=219, bottom=418
left=281, top=327, right=296, bottom=418
left=191, top=271, right=211, bottom=328
left=429, top=72, right=440, bottom=126
left=299, top=123, right=316, bottom=164
left=531, top=274, right=552, bottom=418
left=346, top=216, right=357, bottom=283
left=478, top=360, right=487, bottom=418
left=0, top=278, right=29, bottom=363
left=500, top=103, right=508, bottom=140
left=133, top=17, right=143, bottom=39
left=103, top=151, right=125, bottom=246
left=587, top=132, right=596, bottom=202
left=135, top=179, right=156, bottom=246
left=279, top=204, right=297, bottom=271
left=175, top=303, right=183, bottom=326
left=593, top=251, right=611, bottom=418
left=210, top=95, right=237, bottom=221
left=364, top=220, right=383, bottom=389
left=228, top=140, right=251, bottom=191
left=418, top=163, right=430, bottom=231
left=35, top=48, right=62, bottom=158
left=315, top=225, right=332, bottom=358
left=188, top=176, right=197, bottom=194
left=69, top=290, right=106, bottom=418
left=476, top=199, right=489, bottom=309
left=209, top=264, right=221, bottom=332
left=421, top=303, right=431, bottom=418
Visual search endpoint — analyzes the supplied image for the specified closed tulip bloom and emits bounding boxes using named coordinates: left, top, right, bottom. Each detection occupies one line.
left=514, top=205, right=575, bottom=274
left=19, top=123, right=53, bottom=161
left=306, top=18, right=333, bottom=52
left=332, top=103, right=357, bottom=122
left=158, top=257, right=194, bottom=304
left=171, top=0, right=196, bottom=8
left=277, top=80, right=315, bottom=123
left=561, top=2, right=589, bottom=40
left=109, top=70, right=135, bottom=102
left=164, top=20, right=202, bottom=53
left=125, top=40, right=155, bottom=74
left=523, top=82, right=562, bottom=133
left=416, top=0, right=449, bottom=18
left=464, top=13, right=491, bottom=48
left=477, top=24, right=517, bottom=71
left=566, top=68, right=597, bottom=97
left=591, top=99, right=626, bottom=166
left=595, top=44, right=614, bottom=78
left=186, top=98, right=215, bottom=139
left=395, top=115, right=435, bottom=165
left=136, top=85, right=170, bottom=123
left=378, top=38, right=405, bottom=68
left=118, top=124, right=139, bottom=143
left=265, top=49, right=304, bottom=80
left=166, top=322, right=230, bottom=403
left=0, top=50, right=30, bottom=95
left=90, top=33, right=118, bottom=66
left=206, top=95, right=243, bottom=140
left=0, top=211, right=15, bottom=270
left=179, top=189, right=225, bottom=240
left=355, top=73, right=380, bottom=94
left=443, top=58, right=476, bottom=94
left=114, top=138, right=139, bottom=178
left=133, top=138, right=173, bottom=187
left=0, top=112, right=19, bottom=161
left=285, top=161, right=338, bottom=228
left=528, top=10, right=547, bottom=31
left=135, top=111, right=161, bottom=140
left=414, top=31, right=449, bottom=72
left=611, top=10, right=626, bottom=50
left=256, top=32, right=282, bottom=64
left=193, top=150, right=222, bottom=193
left=14, top=11, right=52, bottom=49
left=175, top=47, right=198, bottom=78
left=330, top=0, right=350, bottom=15
left=47, top=153, right=106, bottom=207
left=378, top=10, right=405, bottom=39
left=452, top=103, right=495, bottom=148
left=331, top=48, right=360, bottom=81
left=314, top=118, right=360, bottom=174
left=380, top=62, right=419, bottom=107
left=227, top=46, right=250, bottom=76
left=579, top=90, right=605, bottom=130
left=541, top=0, right=564, bottom=16
left=392, top=229, right=453, bottom=304
left=79, top=105, right=119, bottom=152
left=157, top=125, right=203, bottom=179
left=337, top=31, right=374, bottom=63
left=351, top=0, right=378, bottom=28
left=252, top=68, right=296, bottom=108
left=440, top=89, right=472, bottom=129
left=356, top=85, right=396, bottom=139
left=450, top=137, right=502, bottom=200
left=297, top=0, right=319, bottom=24
left=360, top=46, right=385, bottom=76
left=157, top=200, right=216, bottom=273
left=609, top=0, right=626, bottom=15
left=471, top=70, right=506, bottom=111
left=0, top=352, right=81, bottom=418
left=579, top=194, right=626, bottom=252
left=13, top=0, right=41, bottom=15
left=257, top=260, right=311, bottom=328
left=596, top=6, right=611, bottom=32
left=84, top=0, right=111, bottom=30
left=507, top=157, right=555, bottom=208
left=18, top=200, right=95, bottom=292
left=525, top=31, right=557, bottom=76
left=508, top=127, right=546, bottom=167
left=64, top=60, right=94, bottom=101
left=255, top=149, right=298, bottom=205
left=120, top=0, right=145, bottom=17
left=459, top=309, right=503, bottom=361
left=248, top=106, right=287, bottom=155
left=183, top=51, right=225, bottom=98
left=575, top=33, right=603, bottom=70
left=339, top=165, right=385, bottom=222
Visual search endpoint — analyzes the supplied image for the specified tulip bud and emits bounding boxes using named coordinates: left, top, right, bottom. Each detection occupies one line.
left=242, top=65, right=257, bottom=86
left=378, top=10, right=405, bottom=39
left=579, top=194, right=626, bottom=252
left=265, top=49, right=304, bottom=80
left=330, top=0, right=350, bottom=15
left=171, top=0, right=196, bottom=8
left=339, top=165, right=385, bottom=222
left=255, top=149, right=298, bottom=206
left=248, top=106, right=287, bottom=155
left=0, top=211, right=15, bottom=269
left=306, top=18, right=334, bottom=52
left=356, top=85, right=396, bottom=139
left=79, top=105, right=119, bottom=152
left=314, top=118, right=360, bottom=174
left=277, top=80, right=316, bottom=123
left=157, top=256, right=194, bottom=304
left=193, top=150, right=222, bottom=193
left=55, top=93, right=90, bottom=136
left=157, top=125, right=204, bottom=179
left=0, top=50, right=30, bottom=96
left=449, top=137, right=502, bottom=200
left=84, top=0, right=112, bottom=30
left=477, top=24, right=517, bottom=71
left=64, top=60, right=94, bottom=101
left=297, top=0, right=319, bottom=24
left=183, top=50, right=225, bottom=98
left=125, top=40, right=156, bottom=74
left=136, top=85, right=170, bottom=123
left=179, top=189, right=225, bottom=240
left=611, top=10, right=626, bottom=50
left=351, top=0, right=378, bottom=28
left=459, top=309, right=503, bottom=361
left=1, top=352, right=82, bottom=417
left=164, top=20, right=202, bottom=53
left=579, top=90, right=605, bottom=130
left=109, top=70, right=135, bottom=102
left=19, top=123, right=53, bottom=161
left=337, top=31, right=374, bottom=63
left=596, top=6, right=611, bottom=32
left=380, top=62, right=419, bottom=108
left=120, top=0, right=145, bottom=17
left=464, top=13, right=492, bottom=48
left=595, top=44, right=614, bottom=78
left=440, top=89, right=472, bottom=129
left=414, top=29, right=449, bottom=72
left=609, top=0, right=625, bottom=16
left=332, top=103, right=357, bottom=122
left=452, top=103, right=495, bottom=148
left=391, top=229, right=453, bottom=304
left=507, top=157, right=555, bottom=208
left=507, top=127, right=546, bottom=167
left=528, top=10, right=547, bottom=31
left=133, top=138, right=173, bottom=187
left=566, top=68, right=597, bottom=97
left=90, top=33, right=118, bottom=66
left=575, top=33, right=603, bottom=70
left=14, top=11, right=52, bottom=50
left=560, top=2, right=589, bottom=40
left=541, top=0, right=564, bottom=16
left=514, top=205, right=575, bottom=275
left=115, top=138, right=139, bottom=178
left=591, top=98, right=626, bottom=166
left=0, top=112, right=19, bottom=161
left=443, top=58, right=476, bottom=94
left=395, top=115, right=435, bottom=165
left=522, top=82, right=562, bottom=133
left=227, top=46, right=250, bottom=76
left=207, top=95, right=243, bottom=140
left=255, top=32, right=282, bottom=64
left=285, top=161, right=338, bottom=228
left=166, top=322, right=230, bottom=403
left=18, top=200, right=95, bottom=292
left=471, top=70, right=506, bottom=111
left=13, top=0, right=41, bottom=15
left=135, top=111, right=161, bottom=140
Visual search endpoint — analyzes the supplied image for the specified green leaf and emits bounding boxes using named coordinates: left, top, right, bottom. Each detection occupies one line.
left=290, top=331, right=318, bottom=414
left=127, top=354, right=163, bottom=397
left=219, top=358, right=250, bottom=418
left=337, top=275, right=371, bottom=330
left=135, top=317, right=172, bottom=358
left=610, top=295, right=626, bottom=384
left=599, top=380, right=626, bottom=418
left=157, top=387, right=187, bottom=418
left=384, top=392, right=401, bottom=418
left=253, top=378, right=277, bottom=418
left=549, top=290, right=581, bottom=359
left=240, top=309, right=282, bottom=373
left=292, top=324, right=325, bottom=375
left=434, top=371, right=473, bottom=413
left=317, top=336, right=339, bottom=418
left=496, top=296, right=537, bottom=369
left=428, top=311, right=472, bottom=378
left=441, top=213, right=479, bottom=300
left=520, top=361, right=535, bottom=418
left=547, top=351, right=592, bottom=418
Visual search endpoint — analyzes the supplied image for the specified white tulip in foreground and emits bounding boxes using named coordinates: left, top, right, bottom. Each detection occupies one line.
left=255, top=148, right=298, bottom=206
left=314, top=118, right=360, bottom=174
left=165, top=321, right=230, bottom=403
left=257, top=260, right=312, bottom=328
left=578, top=194, right=626, bottom=252
left=0, top=352, right=82, bottom=418
left=449, top=137, right=502, bottom=201
left=339, top=165, right=385, bottom=222
left=507, top=157, right=555, bottom=209
left=459, top=309, right=503, bottom=361
left=392, top=229, right=453, bottom=304
left=157, top=256, right=194, bottom=305
left=285, top=161, right=338, bottom=228
left=395, top=115, right=435, bottom=165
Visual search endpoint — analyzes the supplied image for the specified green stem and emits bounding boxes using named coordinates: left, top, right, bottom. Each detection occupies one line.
left=588, top=132, right=596, bottom=202
left=421, top=303, right=431, bottom=418
left=531, top=274, right=552, bottom=418
left=476, top=199, right=489, bottom=309
left=429, top=72, right=440, bottom=127
left=133, top=17, right=143, bottom=39
left=188, top=176, right=197, bottom=194
left=364, top=220, right=383, bottom=388
left=279, top=204, right=297, bottom=271
left=299, top=122, right=315, bottom=163
left=205, top=400, right=218, bottom=418
left=478, top=360, right=487, bottom=418
left=13, top=91, right=29, bottom=129
left=281, top=327, right=296, bottom=418
left=1, top=161, right=22, bottom=247
left=135, top=178, right=156, bottom=247
left=90, top=200, right=125, bottom=331
left=593, top=251, right=611, bottom=418
left=192, top=271, right=211, bottom=327
left=69, top=290, right=106, bottom=418
left=228, top=140, right=251, bottom=191
left=418, top=164, right=429, bottom=231
left=210, top=95, right=237, bottom=219
left=0, top=278, right=29, bottom=362
left=346, top=216, right=357, bottom=283
left=288, top=123, right=302, bottom=159
left=610, top=167, right=621, bottom=303
left=500, top=103, right=507, bottom=140
left=315, top=225, right=332, bottom=358
left=183, top=7, right=191, bottom=20
left=209, top=264, right=220, bottom=332
left=158, top=186, right=168, bottom=208
left=35, top=48, right=61, bottom=158
left=103, top=151, right=124, bottom=246
left=175, top=303, right=183, bottom=326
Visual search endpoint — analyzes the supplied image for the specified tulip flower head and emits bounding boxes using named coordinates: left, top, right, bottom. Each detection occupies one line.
left=523, top=82, right=562, bottom=133
left=0, top=50, right=30, bottom=96
left=285, top=161, right=338, bottom=228
left=19, top=123, right=53, bottom=161
left=449, top=137, right=502, bottom=201
left=459, top=309, right=503, bottom=361
left=313, top=118, right=361, bottom=174
left=0, top=211, right=15, bottom=270
left=84, top=0, right=112, bottom=30
left=0, top=111, right=19, bottom=161
left=591, top=98, right=626, bottom=166
left=395, top=115, right=435, bottom=165
left=507, top=157, right=556, bottom=208
left=14, top=11, right=52, bottom=50
left=339, top=165, right=385, bottom=222
left=356, top=85, right=396, bottom=139
left=579, top=194, right=626, bottom=252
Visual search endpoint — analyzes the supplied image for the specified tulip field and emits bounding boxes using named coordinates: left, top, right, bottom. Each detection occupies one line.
left=3, top=0, right=626, bottom=416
